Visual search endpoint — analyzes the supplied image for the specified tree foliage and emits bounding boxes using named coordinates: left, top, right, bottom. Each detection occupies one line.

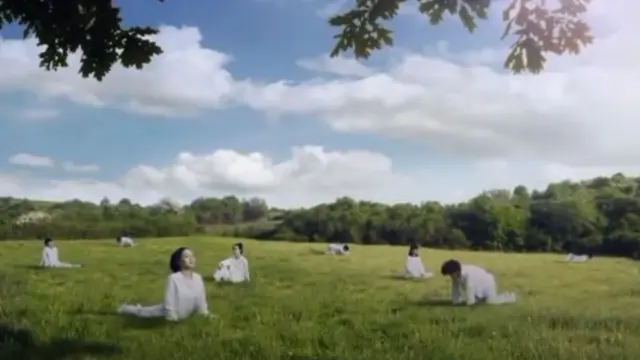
left=0, top=0, right=592, bottom=80
left=329, top=0, right=594, bottom=74
left=4, top=173, right=640, bottom=260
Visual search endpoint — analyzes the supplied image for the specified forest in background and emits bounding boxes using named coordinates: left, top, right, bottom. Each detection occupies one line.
left=2, top=173, right=640, bottom=259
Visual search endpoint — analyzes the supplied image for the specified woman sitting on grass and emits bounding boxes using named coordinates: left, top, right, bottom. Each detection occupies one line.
left=325, top=243, right=350, bottom=255
left=213, top=242, right=250, bottom=283
left=117, top=247, right=210, bottom=321
left=402, top=244, right=433, bottom=278
left=440, top=259, right=516, bottom=306
left=40, top=238, right=82, bottom=268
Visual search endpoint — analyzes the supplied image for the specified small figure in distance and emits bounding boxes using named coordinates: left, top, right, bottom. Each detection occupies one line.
left=325, top=243, right=350, bottom=255
left=40, top=237, right=82, bottom=268
left=117, top=247, right=211, bottom=321
left=116, top=231, right=135, bottom=247
left=440, top=259, right=516, bottom=306
left=402, top=243, right=433, bottom=279
left=564, top=252, right=593, bottom=262
left=213, top=242, right=251, bottom=283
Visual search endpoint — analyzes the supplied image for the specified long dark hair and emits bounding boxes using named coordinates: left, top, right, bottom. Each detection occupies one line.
left=408, top=243, right=419, bottom=257
left=169, top=247, right=188, bottom=273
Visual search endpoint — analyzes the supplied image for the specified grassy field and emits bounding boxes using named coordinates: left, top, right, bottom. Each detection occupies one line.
left=1, top=237, right=640, bottom=360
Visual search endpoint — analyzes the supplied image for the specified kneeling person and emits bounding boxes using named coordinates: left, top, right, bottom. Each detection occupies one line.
left=440, top=259, right=516, bottom=306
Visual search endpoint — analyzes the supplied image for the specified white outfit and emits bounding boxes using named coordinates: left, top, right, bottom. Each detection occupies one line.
left=565, top=253, right=589, bottom=262
left=213, top=256, right=250, bottom=283
left=40, top=246, right=80, bottom=268
left=325, top=243, right=349, bottom=255
left=450, top=264, right=516, bottom=306
left=118, top=272, right=209, bottom=321
left=403, top=256, right=433, bottom=278
left=119, top=236, right=135, bottom=247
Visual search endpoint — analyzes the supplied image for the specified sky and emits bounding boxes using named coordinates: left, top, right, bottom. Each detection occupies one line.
left=0, top=0, right=638, bottom=208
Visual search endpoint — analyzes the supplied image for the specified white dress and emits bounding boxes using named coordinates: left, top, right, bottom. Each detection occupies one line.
left=213, top=256, right=250, bottom=283
left=404, top=256, right=433, bottom=278
left=565, top=253, right=589, bottom=262
left=119, top=237, right=135, bottom=247
left=450, top=264, right=516, bottom=306
left=40, top=247, right=80, bottom=268
left=118, top=272, right=209, bottom=321
left=325, top=243, right=349, bottom=255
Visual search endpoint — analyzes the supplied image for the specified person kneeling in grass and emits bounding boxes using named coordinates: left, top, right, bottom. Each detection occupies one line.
left=402, top=243, right=433, bottom=278
left=213, top=242, right=250, bottom=283
left=40, top=238, right=82, bottom=268
left=440, top=259, right=516, bottom=306
left=325, top=243, right=350, bottom=255
left=117, top=233, right=135, bottom=247
left=118, top=247, right=211, bottom=321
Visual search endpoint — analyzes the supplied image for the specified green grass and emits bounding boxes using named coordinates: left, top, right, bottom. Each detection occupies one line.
left=1, top=237, right=640, bottom=360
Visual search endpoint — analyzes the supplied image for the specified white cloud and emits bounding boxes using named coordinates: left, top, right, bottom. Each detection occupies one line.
left=18, top=108, right=60, bottom=121
left=8, top=153, right=54, bottom=168
left=0, top=26, right=237, bottom=117
left=1, top=149, right=638, bottom=208
left=0, top=1, right=639, bottom=206
left=0, top=146, right=421, bottom=207
left=238, top=1, right=640, bottom=169
left=297, top=54, right=374, bottom=77
left=62, top=161, right=100, bottom=173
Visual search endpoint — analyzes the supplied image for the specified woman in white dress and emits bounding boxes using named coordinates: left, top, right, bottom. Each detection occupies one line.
left=40, top=238, right=82, bottom=268
left=213, top=243, right=250, bottom=283
left=325, top=243, right=350, bottom=255
left=117, top=233, right=135, bottom=247
left=440, top=259, right=516, bottom=306
left=565, top=252, right=593, bottom=262
left=117, top=247, right=210, bottom=321
left=403, top=244, right=432, bottom=278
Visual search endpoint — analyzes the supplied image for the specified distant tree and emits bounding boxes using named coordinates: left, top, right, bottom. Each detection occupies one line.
left=0, top=0, right=592, bottom=81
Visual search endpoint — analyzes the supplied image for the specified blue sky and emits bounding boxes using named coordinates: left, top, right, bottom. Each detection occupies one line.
left=0, top=0, right=636, bottom=207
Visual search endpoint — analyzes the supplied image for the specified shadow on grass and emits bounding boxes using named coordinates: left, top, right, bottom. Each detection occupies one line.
left=308, top=249, right=326, bottom=255
left=411, top=299, right=454, bottom=308
left=12, top=264, right=44, bottom=270
left=381, top=274, right=434, bottom=281
left=0, top=324, right=121, bottom=359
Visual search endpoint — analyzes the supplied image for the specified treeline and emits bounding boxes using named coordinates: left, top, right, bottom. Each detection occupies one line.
left=2, top=173, right=640, bottom=258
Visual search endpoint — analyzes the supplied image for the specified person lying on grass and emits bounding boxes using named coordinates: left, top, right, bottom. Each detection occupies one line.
left=213, top=242, right=250, bottom=283
left=118, top=247, right=211, bottom=321
left=440, top=259, right=516, bottom=306
left=40, top=237, right=82, bottom=268
left=402, top=243, right=433, bottom=279
left=325, top=243, right=350, bottom=255
left=565, top=252, right=593, bottom=262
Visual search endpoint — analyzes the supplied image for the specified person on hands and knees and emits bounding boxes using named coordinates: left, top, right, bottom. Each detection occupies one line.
left=118, top=247, right=211, bottom=321
left=440, top=259, right=516, bottom=306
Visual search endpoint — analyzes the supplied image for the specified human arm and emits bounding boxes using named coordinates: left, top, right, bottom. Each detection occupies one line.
left=195, top=275, right=210, bottom=317
left=451, top=278, right=462, bottom=305
left=465, top=276, right=476, bottom=306
left=163, top=275, right=179, bottom=321
left=244, top=258, right=250, bottom=282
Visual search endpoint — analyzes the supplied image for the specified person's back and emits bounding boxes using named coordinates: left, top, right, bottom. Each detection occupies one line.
left=41, top=246, right=59, bottom=267
left=164, top=271, right=207, bottom=320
